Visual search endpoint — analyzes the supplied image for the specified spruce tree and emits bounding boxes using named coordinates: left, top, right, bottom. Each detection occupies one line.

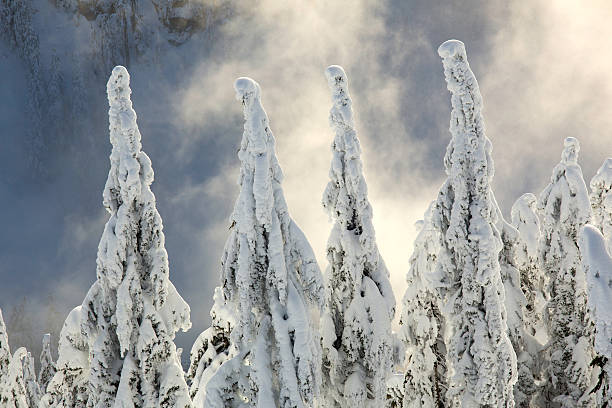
left=45, top=66, right=192, bottom=407
left=187, top=288, right=232, bottom=406
left=590, top=158, right=612, bottom=255
left=21, top=348, right=40, bottom=407
left=0, top=348, right=30, bottom=408
left=319, top=65, right=396, bottom=408
left=432, top=39, right=517, bottom=407
left=202, top=77, right=324, bottom=408
left=0, top=308, right=10, bottom=382
left=40, top=306, right=90, bottom=408
left=398, top=203, right=447, bottom=408
left=38, top=333, right=56, bottom=394
left=580, top=224, right=612, bottom=406
left=539, top=137, right=596, bottom=407
left=511, top=193, right=545, bottom=337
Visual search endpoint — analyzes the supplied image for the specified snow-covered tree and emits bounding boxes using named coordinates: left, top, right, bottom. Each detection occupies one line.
left=431, top=39, right=517, bottom=407
left=187, top=288, right=233, bottom=406
left=318, top=65, right=395, bottom=408
left=538, top=137, right=596, bottom=407
left=590, top=158, right=612, bottom=255
left=511, top=193, right=545, bottom=337
left=0, top=308, right=10, bottom=382
left=0, top=348, right=30, bottom=408
left=397, top=203, right=447, bottom=408
left=57, top=65, right=192, bottom=407
left=40, top=306, right=90, bottom=408
left=22, top=348, right=41, bottom=407
left=38, top=333, right=56, bottom=394
left=493, top=208, right=538, bottom=408
left=580, top=224, right=612, bottom=406
left=202, top=77, right=324, bottom=408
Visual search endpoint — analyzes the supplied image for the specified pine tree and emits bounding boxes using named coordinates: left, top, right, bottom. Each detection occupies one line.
left=398, top=203, right=447, bottom=408
left=187, top=288, right=233, bottom=406
left=0, top=348, right=30, bottom=408
left=203, top=77, right=324, bottom=408
left=40, top=306, right=90, bottom=408
left=61, top=65, right=192, bottom=407
left=580, top=224, right=612, bottom=406
left=318, top=65, right=396, bottom=408
left=590, top=158, right=612, bottom=255
left=432, top=39, right=517, bottom=407
left=38, top=333, right=56, bottom=394
left=538, top=137, right=596, bottom=407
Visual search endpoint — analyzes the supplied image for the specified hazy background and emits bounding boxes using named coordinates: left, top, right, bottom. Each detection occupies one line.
left=0, top=0, right=610, bottom=367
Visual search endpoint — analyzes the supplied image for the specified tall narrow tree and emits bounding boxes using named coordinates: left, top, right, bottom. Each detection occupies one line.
left=38, top=333, right=56, bottom=394
left=538, top=137, right=595, bottom=407
left=51, top=66, right=192, bottom=407
left=511, top=193, right=545, bottom=337
left=319, top=65, right=396, bottom=408
left=187, top=288, right=233, bottom=406
left=398, top=203, right=447, bottom=408
left=21, top=348, right=40, bottom=407
left=431, top=39, right=517, bottom=407
left=40, top=306, right=90, bottom=408
left=0, top=348, right=30, bottom=408
left=590, top=158, right=612, bottom=255
left=202, top=77, right=324, bottom=408
left=580, top=224, right=612, bottom=406
left=0, top=308, right=10, bottom=383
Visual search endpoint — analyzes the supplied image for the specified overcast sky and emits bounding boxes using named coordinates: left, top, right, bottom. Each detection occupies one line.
left=0, top=0, right=611, bottom=362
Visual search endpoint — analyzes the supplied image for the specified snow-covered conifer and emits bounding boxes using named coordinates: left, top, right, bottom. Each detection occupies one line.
left=0, top=348, right=30, bottom=408
left=38, top=333, right=56, bottom=394
left=64, top=66, right=192, bottom=407
left=187, top=288, right=233, bottom=406
left=580, top=224, right=612, bottom=406
left=397, top=204, right=447, bottom=408
left=0, top=308, right=10, bottom=382
left=431, top=39, right=517, bottom=407
left=590, top=158, right=612, bottom=255
left=40, top=306, right=90, bottom=408
left=319, top=65, right=395, bottom=408
left=538, top=137, right=596, bottom=407
left=21, top=348, right=40, bottom=407
left=511, top=193, right=545, bottom=337
left=202, top=77, right=324, bottom=408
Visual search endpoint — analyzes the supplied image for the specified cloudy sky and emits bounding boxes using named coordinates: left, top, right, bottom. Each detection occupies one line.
left=0, top=0, right=611, bottom=361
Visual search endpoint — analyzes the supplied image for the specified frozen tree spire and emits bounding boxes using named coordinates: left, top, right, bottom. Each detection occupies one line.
left=0, top=348, right=30, bottom=408
left=0, top=308, right=10, bottom=381
left=398, top=203, right=447, bottom=408
left=40, top=306, right=90, bottom=408
left=431, top=39, right=517, bottom=407
left=511, top=193, right=545, bottom=337
left=38, top=333, right=56, bottom=394
left=590, top=158, right=612, bottom=255
left=187, top=288, right=233, bottom=406
left=539, top=137, right=596, bottom=407
left=49, top=66, right=192, bottom=407
left=580, top=224, right=612, bottom=406
left=319, top=65, right=396, bottom=408
left=22, top=348, right=41, bottom=407
left=203, top=77, right=324, bottom=408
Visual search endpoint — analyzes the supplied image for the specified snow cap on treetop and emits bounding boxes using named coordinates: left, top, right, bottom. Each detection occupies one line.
left=437, top=39, right=466, bottom=59
left=591, top=158, right=612, bottom=189
left=562, top=136, right=580, bottom=164
left=234, top=77, right=260, bottom=102
left=325, top=65, right=354, bottom=127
